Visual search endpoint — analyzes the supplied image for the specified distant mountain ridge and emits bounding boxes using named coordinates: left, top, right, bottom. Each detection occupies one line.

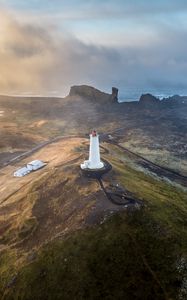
left=68, top=85, right=187, bottom=108
left=139, top=93, right=187, bottom=110
left=0, top=84, right=187, bottom=170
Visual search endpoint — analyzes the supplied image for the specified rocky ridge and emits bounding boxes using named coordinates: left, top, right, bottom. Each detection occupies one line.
left=69, top=85, right=118, bottom=103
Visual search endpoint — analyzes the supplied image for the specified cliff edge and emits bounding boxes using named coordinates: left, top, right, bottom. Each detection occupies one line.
left=69, top=85, right=118, bottom=103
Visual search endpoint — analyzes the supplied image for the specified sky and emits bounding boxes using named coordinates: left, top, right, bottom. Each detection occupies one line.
left=0, top=0, right=187, bottom=98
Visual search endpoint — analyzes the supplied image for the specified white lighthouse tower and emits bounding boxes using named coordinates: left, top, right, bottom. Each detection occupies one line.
left=81, top=130, right=104, bottom=170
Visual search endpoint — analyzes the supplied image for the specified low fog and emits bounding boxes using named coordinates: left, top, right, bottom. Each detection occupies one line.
left=0, top=9, right=187, bottom=96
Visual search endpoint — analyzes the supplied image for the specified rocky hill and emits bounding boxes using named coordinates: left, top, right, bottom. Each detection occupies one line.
left=139, top=93, right=160, bottom=107
left=69, top=85, right=118, bottom=103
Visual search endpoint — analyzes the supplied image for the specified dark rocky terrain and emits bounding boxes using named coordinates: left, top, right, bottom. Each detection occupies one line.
left=0, top=85, right=187, bottom=171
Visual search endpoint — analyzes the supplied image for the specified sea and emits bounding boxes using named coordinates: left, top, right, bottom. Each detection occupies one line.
left=117, top=86, right=187, bottom=102
left=4, top=86, right=187, bottom=102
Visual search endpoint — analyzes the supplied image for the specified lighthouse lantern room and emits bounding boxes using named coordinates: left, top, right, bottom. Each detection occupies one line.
left=81, top=130, right=104, bottom=170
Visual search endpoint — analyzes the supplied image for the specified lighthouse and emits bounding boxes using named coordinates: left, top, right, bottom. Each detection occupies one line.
left=81, top=130, right=104, bottom=170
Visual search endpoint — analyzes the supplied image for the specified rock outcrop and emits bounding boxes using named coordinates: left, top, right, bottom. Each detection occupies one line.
left=111, top=87, right=118, bottom=102
left=139, top=93, right=160, bottom=107
left=69, top=85, right=118, bottom=103
left=162, top=94, right=187, bottom=104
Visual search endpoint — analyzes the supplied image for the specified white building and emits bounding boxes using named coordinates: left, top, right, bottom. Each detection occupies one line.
left=14, top=167, right=31, bottom=177
left=14, top=160, right=46, bottom=177
left=27, top=160, right=46, bottom=171
left=81, top=130, right=104, bottom=170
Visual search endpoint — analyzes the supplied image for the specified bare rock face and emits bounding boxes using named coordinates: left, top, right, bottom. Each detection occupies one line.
left=139, top=93, right=160, bottom=107
left=69, top=85, right=110, bottom=102
left=111, top=87, right=118, bottom=102
left=69, top=85, right=118, bottom=103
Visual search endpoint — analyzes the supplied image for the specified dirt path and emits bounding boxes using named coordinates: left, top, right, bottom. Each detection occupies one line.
left=98, top=178, right=142, bottom=206
left=1, top=129, right=186, bottom=188
left=0, top=138, right=85, bottom=204
left=0, top=135, right=85, bottom=169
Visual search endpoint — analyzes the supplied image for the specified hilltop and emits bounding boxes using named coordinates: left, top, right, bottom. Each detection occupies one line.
left=1, top=133, right=187, bottom=299
left=0, top=85, right=187, bottom=299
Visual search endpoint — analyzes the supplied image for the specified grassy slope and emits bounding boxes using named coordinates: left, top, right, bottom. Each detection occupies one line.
left=1, top=145, right=187, bottom=299
left=4, top=211, right=181, bottom=300
left=108, top=146, right=187, bottom=249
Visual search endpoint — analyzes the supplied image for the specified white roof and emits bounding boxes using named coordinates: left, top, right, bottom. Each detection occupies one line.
left=15, top=167, right=29, bottom=173
left=14, top=167, right=30, bottom=177
left=14, top=160, right=46, bottom=177
left=27, top=160, right=45, bottom=166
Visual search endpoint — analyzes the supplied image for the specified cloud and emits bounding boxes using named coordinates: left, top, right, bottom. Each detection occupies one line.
left=0, top=10, right=122, bottom=95
left=0, top=9, right=187, bottom=97
left=4, top=0, right=187, bottom=18
left=0, top=11, right=56, bottom=93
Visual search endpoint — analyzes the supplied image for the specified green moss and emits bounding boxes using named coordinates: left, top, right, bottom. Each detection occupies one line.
left=110, top=157, right=187, bottom=249
left=0, top=249, right=17, bottom=298
left=4, top=211, right=182, bottom=300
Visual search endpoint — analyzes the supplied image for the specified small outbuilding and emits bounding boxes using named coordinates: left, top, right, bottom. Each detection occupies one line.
left=14, top=160, right=46, bottom=177
left=27, top=160, right=46, bottom=171
left=14, top=167, right=31, bottom=177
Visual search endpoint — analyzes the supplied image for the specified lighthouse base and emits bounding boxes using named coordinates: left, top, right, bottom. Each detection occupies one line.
left=81, top=160, right=104, bottom=170
left=80, top=159, right=112, bottom=179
